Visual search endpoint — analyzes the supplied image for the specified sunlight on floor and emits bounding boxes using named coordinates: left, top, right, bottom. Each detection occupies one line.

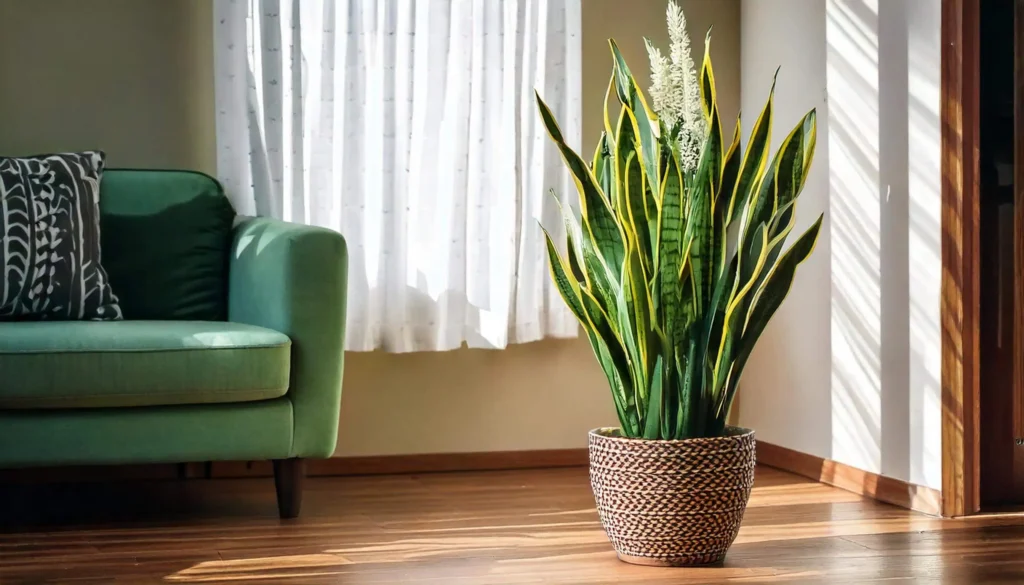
left=162, top=476, right=925, bottom=583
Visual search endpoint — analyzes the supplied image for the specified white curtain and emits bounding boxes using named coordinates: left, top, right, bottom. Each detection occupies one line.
left=213, top=0, right=582, bottom=352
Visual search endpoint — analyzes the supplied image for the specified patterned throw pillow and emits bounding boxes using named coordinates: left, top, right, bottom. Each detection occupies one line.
left=0, top=151, right=122, bottom=320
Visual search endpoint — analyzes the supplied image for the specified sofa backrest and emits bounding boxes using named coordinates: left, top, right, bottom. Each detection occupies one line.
left=99, top=169, right=236, bottom=321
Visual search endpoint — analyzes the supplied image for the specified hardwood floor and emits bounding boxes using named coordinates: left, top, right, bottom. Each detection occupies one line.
left=2, top=466, right=1024, bottom=584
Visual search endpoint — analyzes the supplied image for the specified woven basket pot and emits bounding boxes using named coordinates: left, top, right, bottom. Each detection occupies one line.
left=588, top=426, right=756, bottom=567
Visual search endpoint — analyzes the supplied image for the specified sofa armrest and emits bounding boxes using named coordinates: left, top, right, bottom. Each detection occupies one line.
left=228, top=217, right=348, bottom=458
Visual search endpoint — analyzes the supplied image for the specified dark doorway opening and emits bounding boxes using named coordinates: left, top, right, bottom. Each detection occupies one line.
left=978, top=0, right=1024, bottom=509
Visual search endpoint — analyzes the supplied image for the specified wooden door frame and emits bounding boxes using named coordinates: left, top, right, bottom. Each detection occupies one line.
left=941, top=0, right=982, bottom=518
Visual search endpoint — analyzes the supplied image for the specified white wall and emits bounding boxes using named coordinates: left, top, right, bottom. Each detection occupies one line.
left=738, top=0, right=942, bottom=490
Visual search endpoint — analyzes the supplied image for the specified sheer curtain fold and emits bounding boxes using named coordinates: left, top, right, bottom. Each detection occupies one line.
left=214, top=0, right=581, bottom=352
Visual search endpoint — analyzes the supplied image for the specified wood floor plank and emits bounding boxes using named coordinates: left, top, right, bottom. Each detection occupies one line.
left=1, top=466, right=1023, bottom=583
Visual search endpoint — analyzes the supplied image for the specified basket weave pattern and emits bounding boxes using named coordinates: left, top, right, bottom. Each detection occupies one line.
left=588, top=427, right=756, bottom=566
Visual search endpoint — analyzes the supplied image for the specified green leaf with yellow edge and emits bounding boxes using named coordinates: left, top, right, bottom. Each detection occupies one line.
left=741, top=108, right=815, bottom=257
left=580, top=287, right=634, bottom=398
left=623, top=151, right=654, bottom=278
left=773, top=109, right=817, bottom=212
left=542, top=226, right=584, bottom=320
left=644, top=354, right=665, bottom=439
left=655, top=148, right=685, bottom=262
left=536, top=91, right=625, bottom=287
left=603, top=73, right=616, bottom=149
left=550, top=192, right=586, bottom=283
left=592, top=132, right=615, bottom=206
left=610, top=39, right=661, bottom=197
left=699, top=29, right=716, bottom=123
left=726, top=70, right=776, bottom=227
left=720, top=115, right=743, bottom=212
left=699, top=33, right=724, bottom=195
left=723, top=214, right=824, bottom=416
left=614, top=106, right=639, bottom=222
left=685, top=100, right=722, bottom=313
left=711, top=222, right=768, bottom=396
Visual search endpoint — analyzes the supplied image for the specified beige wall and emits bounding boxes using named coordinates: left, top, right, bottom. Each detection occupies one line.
left=0, top=0, right=740, bottom=456
left=0, top=0, right=216, bottom=173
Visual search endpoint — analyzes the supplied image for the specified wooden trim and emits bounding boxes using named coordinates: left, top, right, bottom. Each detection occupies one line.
left=1013, top=0, right=1024, bottom=444
left=757, top=441, right=943, bottom=517
left=211, top=449, right=590, bottom=478
left=941, top=0, right=982, bottom=518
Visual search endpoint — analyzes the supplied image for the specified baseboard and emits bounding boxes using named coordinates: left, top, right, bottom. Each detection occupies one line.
left=756, top=440, right=943, bottom=517
left=0, top=449, right=590, bottom=483
left=211, top=448, right=590, bottom=478
left=0, top=443, right=943, bottom=517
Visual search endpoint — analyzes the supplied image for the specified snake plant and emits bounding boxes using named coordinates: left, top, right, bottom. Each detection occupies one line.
left=537, top=34, right=823, bottom=440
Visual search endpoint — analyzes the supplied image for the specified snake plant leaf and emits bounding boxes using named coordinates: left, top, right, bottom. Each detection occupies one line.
left=656, top=150, right=685, bottom=316
left=580, top=287, right=634, bottom=405
left=609, top=39, right=634, bottom=108
left=551, top=193, right=586, bottom=283
left=593, top=132, right=615, bottom=204
left=726, top=70, right=776, bottom=227
left=701, top=253, right=737, bottom=396
left=767, top=198, right=798, bottom=251
left=599, top=75, right=618, bottom=206
left=773, top=109, right=817, bottom=213
left=610, top=39, right=661, bottom=196
left=677, top=235, right=697, bottom=328
left=542, top=226, right=586, bottom=322
left=623, top=151, right=655, bottom=279
left=644, top=354, right=665, bottom=439
left=614, top=109, right=641, bottom=224
left=679, top=332, right=707, bottom=437
left=756, top=198, right=798, bottom=285
left=709, top=109, right=728, bottom=283
left=699, top=30, right=716, bottom=123
left=721, top=116, right=743, bottom=212
left=724, top=214, right=824, bottom=412
left=684, top=175, right=712, bottom=315
left=598, top=341, right=640, bottom=437
left=749, top=100, right=813, bottom=279
left=543, top=226, right=636, bottom=429
left=699, top=37, right=724, bottom=197
left=536, top=92, right=626, bottom=288
left=741, top=108, right=815, bottom=256
left=603, top=73, right=616, bottom=150
left=712, top=222, right=768, bottom=395
left=740, top=109, right=816, bottom=301
left=617, top=244, right=646, bottom=401
left=573, top=278, right=638, bottom=437
left=738, top=216, right=769, bottom=296
left=617, top=106, right=662, bottom=280
left=685, top=103, right=722, bottom=313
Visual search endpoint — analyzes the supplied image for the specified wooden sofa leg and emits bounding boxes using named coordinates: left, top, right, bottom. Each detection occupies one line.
left=273, top=458, right=305, bottom=519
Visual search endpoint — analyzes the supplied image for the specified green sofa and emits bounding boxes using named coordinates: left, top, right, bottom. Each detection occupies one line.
left=0, top=169, right=348, bottom=518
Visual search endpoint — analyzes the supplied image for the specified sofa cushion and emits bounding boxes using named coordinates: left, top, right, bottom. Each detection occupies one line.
left=0, top=320, right=290, bottom=409
left=99, top=169, right=236, bottom=321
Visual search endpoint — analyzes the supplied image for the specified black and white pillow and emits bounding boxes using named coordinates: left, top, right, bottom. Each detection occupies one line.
left=0, top=151, right=122, bottom=320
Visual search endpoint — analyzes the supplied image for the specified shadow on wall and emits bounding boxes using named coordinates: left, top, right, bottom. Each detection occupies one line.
left=826, top=0, right=941, bottom=488
left=904, top=0, right=942, bottom=493
left=827, top=0, right=884, bottom=478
